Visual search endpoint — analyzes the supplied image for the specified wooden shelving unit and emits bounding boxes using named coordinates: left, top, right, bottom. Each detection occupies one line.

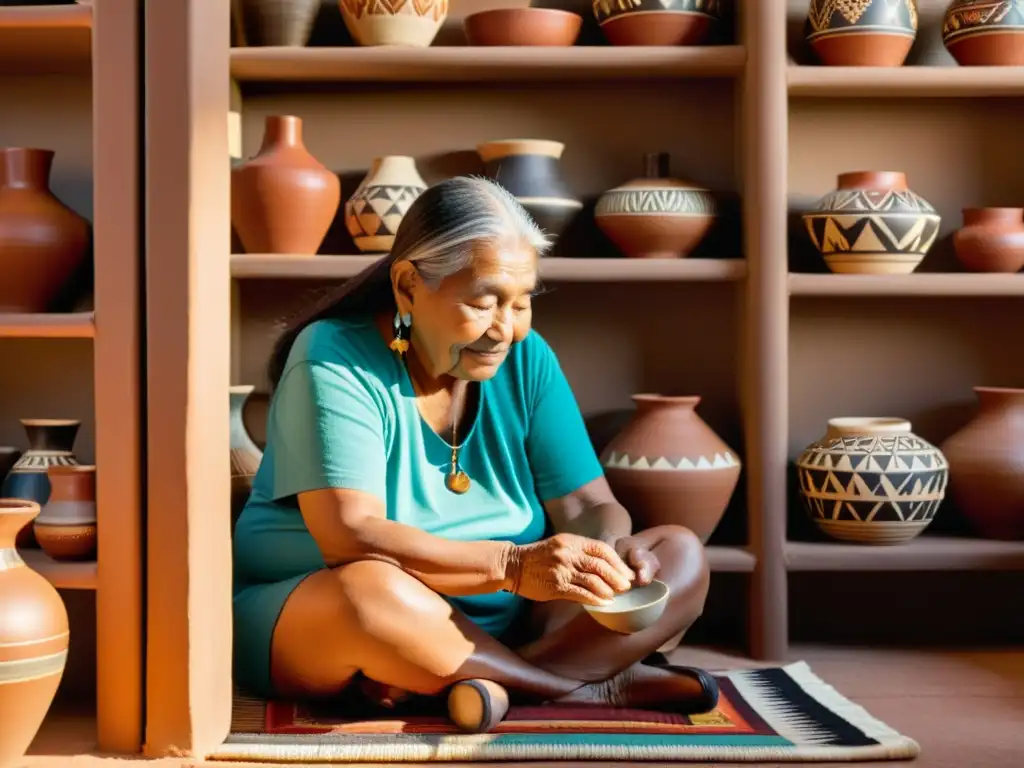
left=0, top=4, right=91, bottom=75
left=21, top=548, right=99, bottom=590
left=0, top=312, right=96, bottom=338
left=786, top=537, right=1024, bottom=572
left=788, top=63, right=1024, bottom=97
left=788, top=273, right=1024, bottom=297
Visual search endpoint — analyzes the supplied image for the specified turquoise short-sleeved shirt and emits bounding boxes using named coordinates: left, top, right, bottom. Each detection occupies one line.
left=232, top=315, right=603, bottom=697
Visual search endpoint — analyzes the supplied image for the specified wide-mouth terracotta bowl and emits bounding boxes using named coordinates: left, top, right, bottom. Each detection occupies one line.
left=583, top=579, right=670, bottom=634
left=464, top=8, right=583, bottom=47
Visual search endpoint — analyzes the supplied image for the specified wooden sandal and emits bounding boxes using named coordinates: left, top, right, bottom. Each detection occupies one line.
left=447, top=679, right=510, bottom=733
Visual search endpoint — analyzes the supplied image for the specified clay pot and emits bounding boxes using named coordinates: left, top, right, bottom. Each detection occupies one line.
left=940, top=387, right=1024, bottom=540
left=231, top=115, right=340, bottom=255
left=802, top=171, right=941, bottom=274
left=230, top=385, right=263, bottom=531
left=0, top=148, right=89, bottom=313
left=476, top=139, right=582, bottom=239
left=344, top=156, right=427, bottom=254
left=595, top=152, right=716, bottom=259
left=796, top=417, right=948, bottom=545
left=0, top=499, right=69, bottom=768
left=806, top=0, right=918, bottom=66
left=943, top=0, right=1024, bottom=65
left=339, top=0, right=447, bottom=47
left=600, top=395, right=741, bottom=543
left=34, top=465, right=97, bottom=562
left=237, top=0, right=320, bottom=46
left=593, top=0, right=721, bottom=46
left=464, top=8, right=582, bottom=46
left=953, top=208, right=1024, bottom=273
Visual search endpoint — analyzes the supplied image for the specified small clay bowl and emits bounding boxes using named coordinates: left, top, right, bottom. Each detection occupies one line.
left=584, top=579, right=670, bottom=634
left=464, top=8, right=582, bottom=47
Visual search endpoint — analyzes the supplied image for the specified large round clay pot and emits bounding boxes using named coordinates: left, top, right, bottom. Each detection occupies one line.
left=796, top=417, right=948, bottom=545
left=230, top=385, right=264, bottom=532
left=943, top=0, right=1024, bottom=65
left=802, top=171, right=941, bottom=274
left=339, top=0, right=448, bottom=47
left=953, top=207, right=1024, bottom=273
left=344, top=156, right=427, bottom=254
left=0, top=499, right=69, bottom=768
left=806, top=0, right=918, bottom=66
left=464, top=8, right=582, bottom=46
left=476, top=139, right=582, bottom=240
left=593, top=0, right=721, bottom=46
left=940, top=387, right=1024, bottom=540
left=595, top=152, right=716, bottom=259
left=34, top=465, right=96, bottom=562
left=231, top=115, right=340, bottom=255
left=0, top=148, right=89, bottom=313
left=237, top=0, right=320, bottom=46
left=600, top=395, right=741, bottom=543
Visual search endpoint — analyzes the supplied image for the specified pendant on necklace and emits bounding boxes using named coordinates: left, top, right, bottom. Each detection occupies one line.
left=446, top=471, right=471, bottom=494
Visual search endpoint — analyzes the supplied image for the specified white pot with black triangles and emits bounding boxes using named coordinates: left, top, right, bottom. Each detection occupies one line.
left=344, top=156, right=427, bottom=254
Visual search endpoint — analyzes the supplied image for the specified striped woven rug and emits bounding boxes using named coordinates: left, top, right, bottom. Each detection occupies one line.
left=209, top=661, right=919, bottom=763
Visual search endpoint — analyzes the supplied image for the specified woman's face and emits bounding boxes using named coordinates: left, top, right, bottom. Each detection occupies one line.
left=400, top=241, right=539, bottom=381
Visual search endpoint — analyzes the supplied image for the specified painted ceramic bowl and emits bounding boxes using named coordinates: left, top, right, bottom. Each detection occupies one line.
left=464, top=8, right=582, bottom=46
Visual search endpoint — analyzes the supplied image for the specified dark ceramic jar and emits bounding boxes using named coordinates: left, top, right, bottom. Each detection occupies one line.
left=805, top=0, right=918, bottom=66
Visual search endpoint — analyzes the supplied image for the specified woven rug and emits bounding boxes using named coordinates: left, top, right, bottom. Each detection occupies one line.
left=209, top=661, right=919, bottom=763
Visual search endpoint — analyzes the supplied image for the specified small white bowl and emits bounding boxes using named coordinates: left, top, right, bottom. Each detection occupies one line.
left=583, top=579, right=670, bottom=634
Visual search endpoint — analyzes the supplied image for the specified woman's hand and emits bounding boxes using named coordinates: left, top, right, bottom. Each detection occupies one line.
left=507, top=533, right=635, bottom=606
left=613, top=536, right=662, bottom=587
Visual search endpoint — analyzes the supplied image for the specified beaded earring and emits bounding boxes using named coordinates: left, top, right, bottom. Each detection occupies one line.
left=389, top=311, right=411, bottom=356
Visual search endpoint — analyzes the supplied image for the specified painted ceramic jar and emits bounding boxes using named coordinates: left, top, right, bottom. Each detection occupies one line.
left=476, top=139, right=582, bottom=239
left=339, top=0, right=448, bottom=47
left=593, top=0, right=721, bottom=46
left=802, top=171, right=940, bottom=274
left=796, top=417, right=948, bottom=545
left=0, top=148, right=89, bottom=313
left=595, top=152, right=716, bottom=259
left=943, top=0, right=1024, bottom=65
left=230, top=385, right=264, bottom=530
left=231, top=115, right=341, bottom=255
left=940, top=387, right=1024, bottom=540
left=0, top=500, right=69, bottom=768
left=953, top=208, right=1024, bottom=273
left=34, top=465, right=96, bottom=562
left=344, top=156, right=427, bottom=253
left=806, top=0, right=918, bottom=66
left=238, top=0, right=320, bottom=46
left=600, top=395, right=741, bottom=543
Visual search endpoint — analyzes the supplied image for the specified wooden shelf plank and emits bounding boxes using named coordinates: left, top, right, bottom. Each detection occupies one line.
left=232, top=254, right=747, bottom=282
left=788, top=64, right=1024, bottom=98
left=230, top=45, right=746, bottom=83
left=20, top=548, right=98, bottom=590
left=706, top=546, right=756, bottom=572
left=789, top=273, right=1024, bottom=297
left=0, top=4, right=91, bottom=76
left=0, top=312, right=95, bottom=338
left=786, top=537, right=1024, bottom=572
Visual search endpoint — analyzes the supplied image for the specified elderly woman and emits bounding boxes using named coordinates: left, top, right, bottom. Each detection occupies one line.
left=232, top=176, right=715, bottom=719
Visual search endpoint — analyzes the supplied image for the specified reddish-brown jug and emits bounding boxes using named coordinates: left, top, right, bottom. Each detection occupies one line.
left=953, top=208, right=1024, bottom=273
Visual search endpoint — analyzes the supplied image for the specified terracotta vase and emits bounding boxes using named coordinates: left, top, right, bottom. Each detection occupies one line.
left=1, top=419, right=81, bottom=549
left=802, top=171, right=941, bottom=274
left=476, top=139, right=582, bottom=239
left=940, top=387, right=1024, bottom=540
left=796, top=417, right=948, bottom=545
left=34, top=465, right=96, bottom=562
left=0, top=147, right=89, bottom=313
left=344, top=156, right=427, bottom=254
left=593, top=0, right=722, bottom=46
left=238, top=0, right=320, bottom=46
left=0, top=500, right=69, bottom=768
left=230, top=385, right=263, bottom=531
left=953, top=208, right=1024, bottom=273
left=943, top=0, right=1024, bottom=65
left=231, top=115, right=341, bottom=255
left=600, top=395, right=741, bottom=543
left=595, top=152, right=716, bottom=259
left=339, top=0, right=448, bottom=47
left=806, top=0, right=918, bottom=66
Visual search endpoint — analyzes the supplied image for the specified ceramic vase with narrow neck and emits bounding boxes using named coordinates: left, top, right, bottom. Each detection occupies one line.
left=943, top=0, right=1024, bottom=65
left=600, top=395, right=741, bottom=543
left=476, top=139, right=582, bottom=240
left=238, top=0, right=321, bottom=46
left=34, top=465, right=97, bottom=562
left=340, top=0, right=448, bottom=46
left=595, top=152, right=717, bottom=259
left=230, top=385, right=264, bottom=531
left=940, top=387, right=1024, bottom=540
left=344, top=156, right=427, bottom=253
left=0, top=147, right=89, bottom=313
left=953, top=207, right=1024, bottom=273
left=0, top=500, right=69, bottom=768
left=805, top=0, right=918, bottom=66
left=797, top=417, right=948, bottom=545
left=802, top=171, right=941, bottom=274
left=231, top=115, right=341, bottom=255
left=593, top=0, right=722, bottom=46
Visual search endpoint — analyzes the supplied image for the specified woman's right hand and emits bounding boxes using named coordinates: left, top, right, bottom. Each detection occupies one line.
left=506, top=533, right=635, bottom=606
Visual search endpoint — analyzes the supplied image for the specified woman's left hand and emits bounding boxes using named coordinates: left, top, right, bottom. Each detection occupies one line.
left=613, top=536, right=661, bottom=586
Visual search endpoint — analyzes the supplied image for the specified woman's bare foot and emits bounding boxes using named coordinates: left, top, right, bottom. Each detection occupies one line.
left=555, top=662, right=716, bottom=713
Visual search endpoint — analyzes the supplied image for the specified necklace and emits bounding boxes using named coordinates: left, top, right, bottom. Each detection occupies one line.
left=445, top=388, right=471, bottom=495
